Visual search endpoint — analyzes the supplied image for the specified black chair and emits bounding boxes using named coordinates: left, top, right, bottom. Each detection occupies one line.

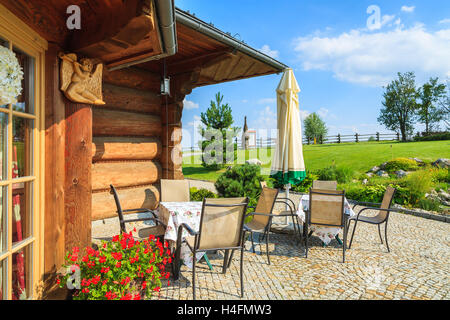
left=347, top=186, right=397, bottom=252
left=110, top=184, right=166, bottom=240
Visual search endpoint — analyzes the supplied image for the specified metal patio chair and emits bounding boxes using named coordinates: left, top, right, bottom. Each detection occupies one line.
left=312, top=180, right=337, bottom=190
left=347, top=186, right=397, bottom=252
left=160, top=179, right=190, bottom=202
left=305, top=188, right=348, bottom=263
left=171, top=197, right=249, bottom=299
left=244, top=187, right=302, bottom=265
left=110, top=184, right=166, bottom=240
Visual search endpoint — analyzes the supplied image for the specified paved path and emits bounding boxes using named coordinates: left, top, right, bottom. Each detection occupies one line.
left=92, top=204, right=450, bottom=300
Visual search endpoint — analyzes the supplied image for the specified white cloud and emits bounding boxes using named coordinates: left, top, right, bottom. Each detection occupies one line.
left=439, top=18, right=450, bottom=24
left=380, top=15, right=396, bottom=27
left=317, top=107, right=329, bottom=118
left=293, top=24, right=450, bottom=87
left=257, top=98, right=276, bottom=105
left=401, top=6, right=415, bottom=13
left=187, top=115, right=201, bottom=128
left=251, top=106, right=278, bottom=130
left=259, top=44, right=279, bottom=59
left=183, top=99, right=199, bottom=110
left=299, top=109, right=310, bottom=121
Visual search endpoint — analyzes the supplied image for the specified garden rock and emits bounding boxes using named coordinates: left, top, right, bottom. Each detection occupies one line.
left=409, top=157, right=424, bottom=165
left=380, top=162, right=387, bottom=170
left=246, top=159, right=262, bottom=166
left=394, top=170, right=407, bottom=178
left=376, top=170, right=389, bottom=178
left=432, top=158, right=450, bottom=169
left=438, top=190, right=450, bottom=201
left=370, top=166, right=380, bottom=173
left=362, top=179, right=368, bottom=185
left=365, top=172, right=373, bottom=178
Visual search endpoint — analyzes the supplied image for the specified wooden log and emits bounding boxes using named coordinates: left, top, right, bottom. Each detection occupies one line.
left=44, top=43, right=66, bottom=290
left=103, top=66, right=160, bottom=92
left=92, top=185, right=160, bottom=221
left=92, top=137, right=162, bottom=162
left=92, top=108, right=161, bottom=137
left=92, top=160, right=161, bottom=191
left=161, top=125, right=182, bottom=147
left=160, top=145, right=183, bottom=169
left=163, top=168, right=184, bottom=180
left=65, top=102, right=92, bottom=252
left=102, top=83, right=161, bottom=115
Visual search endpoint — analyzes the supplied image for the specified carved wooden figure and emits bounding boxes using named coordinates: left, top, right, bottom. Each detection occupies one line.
left=59, top=53, right=105, bottom=105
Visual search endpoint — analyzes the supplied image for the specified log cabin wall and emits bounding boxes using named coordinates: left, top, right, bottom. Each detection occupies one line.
left=91, top=67, right=165, bottom=221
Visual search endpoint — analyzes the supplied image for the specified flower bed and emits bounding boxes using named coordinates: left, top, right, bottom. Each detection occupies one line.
left=57, top=230, right=173, bottom=300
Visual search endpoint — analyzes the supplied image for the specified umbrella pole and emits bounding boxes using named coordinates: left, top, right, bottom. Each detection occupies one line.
left=285, top=184, right=290, bottom=225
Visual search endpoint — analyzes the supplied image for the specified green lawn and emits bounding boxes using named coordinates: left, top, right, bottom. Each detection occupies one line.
left=183, top=140, right=450, bottom=182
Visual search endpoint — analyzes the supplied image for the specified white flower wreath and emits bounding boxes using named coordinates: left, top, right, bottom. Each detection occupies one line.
left=0, top=46, right=23, bottom=105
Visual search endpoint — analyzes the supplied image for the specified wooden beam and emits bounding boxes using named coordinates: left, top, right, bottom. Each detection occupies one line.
left=43, top=43, right=66, bottom=298
left=64, top=103, right=92, bottom=252
left=92, top=137, right=162, bottom=162
left=102, top=83, right=161, bottom=115
left=92, top=108, right=162, bottom=137
left=92, top=160, right=161, bottom=192
left=92, top=185, right=160, bottom=221
left=103, top=67, right=161, bottom=92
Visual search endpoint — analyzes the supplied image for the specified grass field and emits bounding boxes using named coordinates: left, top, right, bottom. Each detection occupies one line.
left=182, top=140, right=450, bottom=182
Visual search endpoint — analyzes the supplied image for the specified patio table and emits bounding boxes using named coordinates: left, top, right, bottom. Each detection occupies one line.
left=157, top=201, right=207, bottom=269
left=296, top=194, right=356, bottom=245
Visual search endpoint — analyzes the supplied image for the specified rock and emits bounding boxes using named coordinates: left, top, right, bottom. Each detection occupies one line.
left=246, top=159, right=262, bottom=166
left=366, top=172, right=373, bottom=178
left=362, top=179, right=368, bottom=185
left=409, top=157, right=424, bottom=165
left=432, top=158, right=450, bottom=169
left=376, top=170, right=389, bottom=177
left=394, top=170, right=407, bottom=178
left=438, top=191, right=450, bottom=201
left=370, top=166, right=380, bottom=173
left=380, top=162, right=387, bottom=170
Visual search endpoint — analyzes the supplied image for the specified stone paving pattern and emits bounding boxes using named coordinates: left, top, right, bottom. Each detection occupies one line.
left=92, top=201, right=450, bottom=300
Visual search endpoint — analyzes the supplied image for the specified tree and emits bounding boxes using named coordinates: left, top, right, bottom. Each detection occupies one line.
left=378, top=72, right=418, bottom=141
left=417, top=77, right=446, bottom=134
left=198, top=92, right=239, bottom=169
left=438, top=80, right=449, bottom=130
left=303, top=112, right=328, bottom=143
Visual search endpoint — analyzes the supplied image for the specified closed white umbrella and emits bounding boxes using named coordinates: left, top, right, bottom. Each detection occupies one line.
left=270, top=69, right=306, bottom=222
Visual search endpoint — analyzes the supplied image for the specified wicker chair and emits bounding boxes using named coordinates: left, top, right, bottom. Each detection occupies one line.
left=305, top=188, right=348, bottom=263
left=110, top=185, right=166, bottom=239
left=160, top=179, right=190, bottom=202
left=312, top=180, right=337, bottom=190
left=171, top=197, right=249, bottom=299
left=347, top=186, right=396, bottom=252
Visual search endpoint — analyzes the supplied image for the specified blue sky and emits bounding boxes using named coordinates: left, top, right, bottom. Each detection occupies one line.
left=175, top=0, right=450, bottom=148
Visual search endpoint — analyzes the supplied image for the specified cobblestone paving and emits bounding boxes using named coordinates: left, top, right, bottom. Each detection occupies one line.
left=92, top=205, right=450, bottom=300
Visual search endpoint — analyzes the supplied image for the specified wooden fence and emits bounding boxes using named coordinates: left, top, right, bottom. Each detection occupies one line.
left=183, top=132, right=400, bottom=152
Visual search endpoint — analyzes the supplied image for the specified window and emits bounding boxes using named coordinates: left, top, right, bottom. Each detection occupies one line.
left=0, top=9, right=46, bottom=300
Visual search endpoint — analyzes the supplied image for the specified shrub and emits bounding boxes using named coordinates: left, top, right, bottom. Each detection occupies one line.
left=190, top=187, right=218, bottom=201
left=418, top=198, right=441, bottom=212
left=413, top=132, right=450, bottom=141
left=290, top=171, right=319, bottom=193
left=430, top=168, right=450, bottom=183
left=344, top=183, right=409, bottom=205
left=215, top=164, right=263, bottom=208
left=403, top=170, right=433, bottom=205
left=383, top=158, right=419, bottom=172
left=57, top=232, right=172, bottom=300
left=316, top=165, right=354, bottom=183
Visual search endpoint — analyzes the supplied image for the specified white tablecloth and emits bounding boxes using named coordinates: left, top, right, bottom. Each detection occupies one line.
left=296, top=194, right=356, bottom=245
left=158, top=202, right=205, bottom=269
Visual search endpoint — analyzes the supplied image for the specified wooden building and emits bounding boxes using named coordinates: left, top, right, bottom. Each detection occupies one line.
left=0, top=0, right=287, bottom=299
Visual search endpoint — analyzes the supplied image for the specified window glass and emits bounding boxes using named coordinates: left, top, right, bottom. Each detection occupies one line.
left=12, top=46, right=34, bottom=114
left=13, top=117, right=33, bottom=178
